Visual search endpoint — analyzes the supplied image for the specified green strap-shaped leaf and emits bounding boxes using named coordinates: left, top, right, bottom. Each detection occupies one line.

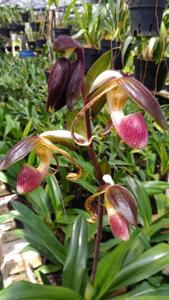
left=11, top=201, right=66, bottom=264
left=63, top=215, right=88, bottom=293
left=110, top=243, right=169, bottom=291
left=46, top=175, right=64, bottom=219
left=93, top=232, right=138, bottom=300
left=0, top=281, right=83, bottom=300
left=112, top=281, right=169, bottom=299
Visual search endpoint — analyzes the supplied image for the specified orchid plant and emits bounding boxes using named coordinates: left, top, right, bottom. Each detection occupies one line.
left=0, top=35, right=168, bottom=291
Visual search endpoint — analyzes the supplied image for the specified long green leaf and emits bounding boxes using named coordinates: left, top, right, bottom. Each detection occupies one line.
left=93, top=233, right=137, bottom=300
left=144, top=181, right=169, bottom=195
left=85, top=50, right=112, bottom=92
left=0, top=281, right=83, bottom=300
left=124, top=177, right=152, bottom=227
left=46, top=175, right=64, bottom=219
left=26, top=186, right=51, bottom=222
left=112, top=281, right=169, bottom=299
left=63, top=216, right=88, bottom=293
left=110, top=243, right=169, bottom=291
left=11, top=201, right=66, bottom=264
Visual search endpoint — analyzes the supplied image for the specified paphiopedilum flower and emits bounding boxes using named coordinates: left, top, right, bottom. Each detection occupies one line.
left=0, top=130, right=85, bottom=194
left=71, top=70, right=168, bottom=148
left=47, top=35, right=84, bottom=111
left=85, top=175, right=137, bottom=241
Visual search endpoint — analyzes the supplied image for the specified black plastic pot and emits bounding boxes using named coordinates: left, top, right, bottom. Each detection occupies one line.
left=100, top=40, right=124, bottom=70
left=53, top=28, right=71, bottom=38
left=28, top=41, right=36, bottom=50
left=128, top=0, right=167, bottom=36
left=0, top=47, right=6, bottom=53
left=36, top=39, right=46, bottom=48
left=0, top=27, right=10, bottom=37
left=15, top=46, right=20, bottom=51
left=21, top=12, right=30, bottom=23
left=134, top=57, right=169, bottom=91
left=10, top=24, right=25, bottom=33
left=6, top=46, right=12, bottom=52
left=31, top=22, right=40, bottom=32
left=84, top=48, right=100, bottom=74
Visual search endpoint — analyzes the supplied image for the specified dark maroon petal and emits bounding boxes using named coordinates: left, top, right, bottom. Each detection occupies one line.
left=118, top=76, right=168, bottom=129
left=107, top=209, right=130, bottom=241
left=47, top=57, right=71, bottom=111
left=54, top=35, right=82, bottom=52
left=0, top=136, right=41, bottom=170
left=66, top=60, right=83, bottom=110
left=106, top=185, right=137, bottom=226
left=115, top=112, right=148, bottom=149
left=16, top=164, right=44, bottom=194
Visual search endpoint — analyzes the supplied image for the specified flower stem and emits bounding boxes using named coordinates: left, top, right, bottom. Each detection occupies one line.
left=81, top=84, right=104, bottom=283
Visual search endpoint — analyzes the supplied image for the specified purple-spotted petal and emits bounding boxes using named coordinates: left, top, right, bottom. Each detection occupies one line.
left=47, top=57, right=71, bottom=111
left=54, top=35, right=82, bottom=52
left=16, top=164, right=45, bottom=194
left=105, top=185, right=137, bottom=226
left=66, top=59, right=83, bottom=110
left=107, top=207, right=130, bottom=241
left=0, top=136, right=41, bottom=170
left=118, top=76, right=168, bottom=129
left=115, top=112, right=148, bottom=149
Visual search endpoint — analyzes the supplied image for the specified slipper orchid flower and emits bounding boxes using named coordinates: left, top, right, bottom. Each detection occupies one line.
left=0, top=130, right=85, bottom=194
left=85, top=175, right=137, bottom=241
left=71, top=70, right=167, bottom=148
left=47, top=35, right=84, bottom=111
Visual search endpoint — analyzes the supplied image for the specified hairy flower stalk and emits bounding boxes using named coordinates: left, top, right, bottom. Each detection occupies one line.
left=0, top=130, right=84, bottom=194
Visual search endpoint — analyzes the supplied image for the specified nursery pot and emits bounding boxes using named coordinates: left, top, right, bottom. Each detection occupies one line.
left=0, top=47, right=6, bottom=53
left=31, top=22, right=40, bottom=32
left=21, top=12, right=30, bottom=23
left=19, top=50, right=35, bottom=58
left=84, top=48, right=100, bottom=74
left=134, top=57, right=169, bottom=92
left=0, top=27, right=10, bottom=37
left=10, top=24, right=25, bottom=33
left=100, top=40, right=124, bottom=70
left=36, top=39, right=46, bottom=49
left=53, top=28, right=71, bottom=38
left=28, top=41, right=36, bottom=50
left=128, top=0, right=167, bottom=36
left=6, top=46, right=12, bottom=52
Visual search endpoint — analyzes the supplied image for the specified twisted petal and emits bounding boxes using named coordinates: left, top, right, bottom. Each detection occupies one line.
left=105, top=185, right=137, bottom=226
left=107, top=206, right=130, bottom=241
left=0, top=136, right=41, bottom=170
left=118, top=76, right=168, bottom=129
left=47, top=57, right=71, bottom=111
left=54, top=35, right=82, bottom=52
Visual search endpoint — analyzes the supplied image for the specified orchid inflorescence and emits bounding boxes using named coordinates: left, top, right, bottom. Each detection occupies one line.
left=0, top=35, right=167, bottom=240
